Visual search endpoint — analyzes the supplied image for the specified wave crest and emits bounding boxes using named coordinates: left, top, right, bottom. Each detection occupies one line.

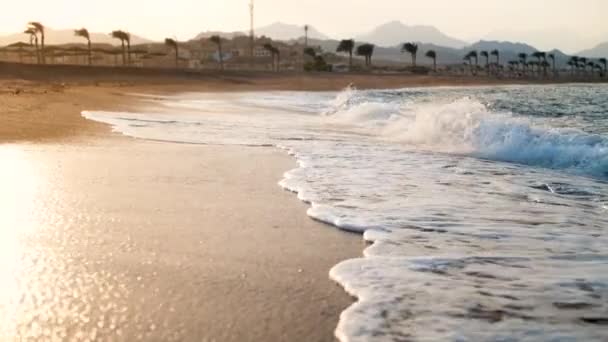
left=325, top=90, right=608, bottom=178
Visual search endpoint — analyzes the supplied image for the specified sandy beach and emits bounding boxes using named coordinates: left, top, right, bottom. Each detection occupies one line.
left=0, top=73, right=367, bottom=341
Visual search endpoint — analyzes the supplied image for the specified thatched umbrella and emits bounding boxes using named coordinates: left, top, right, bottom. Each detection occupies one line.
left=93, top=47, right=124, bottom=66
left=6, top=42, right=31, bottom=63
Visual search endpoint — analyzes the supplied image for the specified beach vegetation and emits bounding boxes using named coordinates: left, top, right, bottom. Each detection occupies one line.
left=210, top=35, right=224, bottom=70
left=336, top=39, right=355, bottom=69
left=74, top=28, right=92, bottom=65
left=401, top=43, right=418, bottom=67
left=425, top=50, right=437, bottom=72
left=24, top=28, right=39, bottom=64
left=464, top=50, right=478, bottom=75
left=356, top=43, right=375, bottom=67
left=111, top=30, right=130, bottom=65
left=263, top=43, right=280, bottom=71
left=164, top=38, right=179, bottom=68
left=27, top=22, right=45, bottom=64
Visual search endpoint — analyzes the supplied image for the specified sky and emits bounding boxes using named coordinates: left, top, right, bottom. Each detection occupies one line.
left=2, top=0, right=607, bottom=53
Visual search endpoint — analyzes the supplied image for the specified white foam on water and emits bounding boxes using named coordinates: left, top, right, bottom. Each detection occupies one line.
left=83, top=86, right=608, bottom=341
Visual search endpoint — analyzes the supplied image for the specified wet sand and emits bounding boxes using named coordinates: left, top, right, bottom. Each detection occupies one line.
left=0, top=139, right=362, bottom=341
left=0, top=76, right=367, bottom=341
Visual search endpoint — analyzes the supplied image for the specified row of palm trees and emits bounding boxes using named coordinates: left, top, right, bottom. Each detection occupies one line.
left=335, top=39, right=375, bottom=67
left=334, top=40, right=437, bottom=72
left=21, top=21, right=194, bottom=69
left=14, top=21, right=608, bottom=77
left=459, top=50, right=607, bottom=78
left=463, top=50, right=503, bottom=75
left=565, top=56, right=607, bottom=77
left=333, top=37, right=607, bottom=79
left=18, top=22, right=267, bottom=71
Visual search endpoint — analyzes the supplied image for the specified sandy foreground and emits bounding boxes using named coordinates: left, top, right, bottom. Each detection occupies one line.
left=0, top=139, right=362, bottom=341
left=0, top=76, right=370, bottom=341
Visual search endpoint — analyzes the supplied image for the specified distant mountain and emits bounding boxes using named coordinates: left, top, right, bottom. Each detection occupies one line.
left=577, top=42, right=608, bottom=58
left=481, top=28, right=597, bottom=55
left=194, top=31, right=247, bottom=40
left=467, top=40, right=537, bottom=54
left=255, top=22, right=328, bottom=41
left=355, top=21, right=468, bottom=49
left=0, top=27, right=153, bottom=46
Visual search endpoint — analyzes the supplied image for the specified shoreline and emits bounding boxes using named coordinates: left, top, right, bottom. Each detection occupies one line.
left=2, top=71, right=603, bottom=144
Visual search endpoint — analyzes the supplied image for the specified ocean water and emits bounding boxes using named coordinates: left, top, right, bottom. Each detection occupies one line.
left=84, top=84, right=608, bottom=341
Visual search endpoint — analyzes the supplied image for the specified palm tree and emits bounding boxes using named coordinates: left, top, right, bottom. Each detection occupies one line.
left=594, top=63, right=604, bottom=78
left=111, top=30, right=129, bottom=65
left=490, top=49, right=500, bottom=75
left=531, top=51, right=547, bottom=76
left=356, top=44, right=375, bottom=67
left=425, top=50, right=437, bottom=72
left=304, top=25, right=309, bottom=47
left=567, top=60, right=575, bottom=76
left=587, top=61, right=595, bottom=75
left=210, top=35, right=224, bottom=70
left=568, top=56, right=579, bottom=76
left=74, top=28, right=92, bottom=65
left=541, top=61, right=551, bottom=77
left=336, top=39, right=355, bottom=69
left=579, top=57, right=588, bottom=75
left=263, top=43, right=280, bottom=71
left=547, top=53, right=556, bottom=76
left=507, top=60, right=518, bottom=77
left=490, top=49, right=500, bottom=65
left=164, top=38, right=179, bottom=68
left=518, top=53, right=528, bottom=74
left=401, top=42, right=419, bottom=67
left=24, top=27, right=39, bottom=64
left=28, top=22, right=45, bottom=64
left=480, top=51, right=489, bottom=74
left=124, top=32, right=132, bottom=65
left=465, top=51, right=478, bottom=75
left=599, top=58, right=607, bottom=77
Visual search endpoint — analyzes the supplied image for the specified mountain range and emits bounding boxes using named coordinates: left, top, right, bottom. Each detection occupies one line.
left=577, top=42, right=608, bottom=58
left=355, top=21, right=467, bottom=49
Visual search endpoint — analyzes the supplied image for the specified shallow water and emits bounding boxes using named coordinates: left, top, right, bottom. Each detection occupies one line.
left=84, top=84, right=608, bottom=341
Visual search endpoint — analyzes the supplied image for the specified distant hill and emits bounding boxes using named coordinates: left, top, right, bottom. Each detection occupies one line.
left=468, top=41, right=537, bottom=54
left=254, top=22, right=328, bottom=41
left=192, top=23, right=327, bottom=42
left=0, top=27, right=153, bottom=46
left=481, top=28, right=597, bottom=55
left=577, top=42, right=608, bottom=58
left=194, top=31, right=247, bottom=40
left=355, top=21, right=468, bottom=49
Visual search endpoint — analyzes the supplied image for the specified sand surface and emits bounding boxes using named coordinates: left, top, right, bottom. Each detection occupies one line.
left=0, top=73, right=370, bottom=341
left=0, top=139, right=362, bottom=341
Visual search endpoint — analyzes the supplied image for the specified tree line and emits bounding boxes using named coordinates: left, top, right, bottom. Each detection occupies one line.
left=15, top=22, right=608, bottom=78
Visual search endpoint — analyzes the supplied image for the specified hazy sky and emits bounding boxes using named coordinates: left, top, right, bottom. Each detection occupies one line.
left=2, top=0, right=607, bottom=52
